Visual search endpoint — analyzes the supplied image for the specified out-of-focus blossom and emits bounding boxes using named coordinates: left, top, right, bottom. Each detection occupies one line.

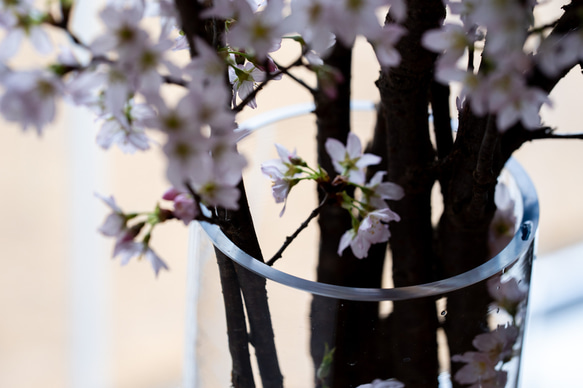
left=363, top=171, right=404, bottom=210
left=0, top=70, right=63, bottom=134
left=162, top=187, right=198, bottom=225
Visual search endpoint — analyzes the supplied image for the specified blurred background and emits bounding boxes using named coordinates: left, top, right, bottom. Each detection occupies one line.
left=1, top=1, right=583, bottom=387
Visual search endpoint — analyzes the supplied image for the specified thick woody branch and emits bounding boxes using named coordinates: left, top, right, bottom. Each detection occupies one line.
left=502, top=0, right=583, bottom=158
left=174, top=3, right=283, bottom=387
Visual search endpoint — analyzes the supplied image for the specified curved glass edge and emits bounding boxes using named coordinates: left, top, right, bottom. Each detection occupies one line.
left=200, top=104, right=540, bottom=302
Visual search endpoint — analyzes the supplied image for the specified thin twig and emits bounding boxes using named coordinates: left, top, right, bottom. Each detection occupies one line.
left=266, top=193, right=328, bottom=267
left=529, top=127, right=583, bottom=140
left=273, top=59, right=317, bottom=94
left=233, top=58, right=314, bottom=112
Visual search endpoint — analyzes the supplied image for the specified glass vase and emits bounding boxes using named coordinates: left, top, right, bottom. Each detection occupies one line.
left=184, top=102, right=539, bottom=388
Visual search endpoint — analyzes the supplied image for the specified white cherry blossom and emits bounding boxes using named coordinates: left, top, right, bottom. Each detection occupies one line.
left=363, top=171, right=405, bottom=210
left=96, top=100, right=155, bottom=153
left=325, top=132, right=381, bottom=185
left=228, top=61, right=266, bottom=108
left=90, top=1, right=148, bottom=60
left=338, top=208, right=400, bottom=259
left=261, top=144, right=304, bottom=215
left=0, top=2, right=51, bottom=60
left=227, top=0, right=285, bottom=60
left=0, top=70, right=62, bottom=134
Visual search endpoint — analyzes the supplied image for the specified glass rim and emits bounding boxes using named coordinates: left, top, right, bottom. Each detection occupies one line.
left=200, top=102, right=540, bottom=301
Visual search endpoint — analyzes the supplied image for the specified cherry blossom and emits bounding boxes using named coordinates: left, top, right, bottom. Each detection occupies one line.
left=114, top=240, right=169, bottom=277
left=90, top=1, right=148, bottom=60
left=0, top=1, right=51, bottom=60
left=338, top=208, right=401, bottom=259
left=363, top=171, right=405, bottom=210
left=328, top=0, right=386, bottom=47
left=96, top=194, right=127, bottom=238
left=422, top=23, right=473, bottom=66
left=472, top=324, right=519, bottom=363
left=64, top=69, right=106, bottom=109
left=95, top=99, right=155, bottom=153
left=487, top=276, right=528, bottom=317
left=325, top=132, right=381, bottom=185
left=227, top=0, right=285, bottom=60
left=489, top=181, right=517, bottom=255
left=184, top=38, right=228, bottom=87
left=162, top=187, right=198, bottom=225
left=283, top=0, right=336, bottom=55
left=451, top=351, right=498, bottom=385
left=368, top=24, right=407, bottom=69
left=228, top=60, right=266, bottom=108
left=0, top=69, right=63, bottom=134
left=261, top=144, right=304, bottom=215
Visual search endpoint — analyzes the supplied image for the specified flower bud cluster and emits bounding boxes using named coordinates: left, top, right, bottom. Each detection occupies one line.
left=96, top=193, right=170, bottom=276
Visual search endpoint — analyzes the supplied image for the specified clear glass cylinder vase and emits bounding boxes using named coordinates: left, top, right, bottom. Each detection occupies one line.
left=185, top=102, right=539, bottom=388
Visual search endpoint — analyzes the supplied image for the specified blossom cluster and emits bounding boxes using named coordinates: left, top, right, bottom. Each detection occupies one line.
left=0, top=0, right=575, bottom=278
left=96, top=193, right=171, bottom=276
left=262, top=132, right=404, bottom=259
left=420, top=0, right=580, bottom=132
left=0, top=0, right=411, bottom=274
left=451, top=276, right=528, bottom=387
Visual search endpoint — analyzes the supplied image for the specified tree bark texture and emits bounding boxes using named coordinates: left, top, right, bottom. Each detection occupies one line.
left=311, top=42, right=386, bottom=387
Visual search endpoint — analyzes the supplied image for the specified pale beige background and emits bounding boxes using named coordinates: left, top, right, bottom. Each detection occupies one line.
left=1, top=2, right=583, bottom=388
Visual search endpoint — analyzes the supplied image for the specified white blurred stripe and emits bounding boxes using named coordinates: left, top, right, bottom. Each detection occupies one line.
left=67, top=1, right=112, bottom=388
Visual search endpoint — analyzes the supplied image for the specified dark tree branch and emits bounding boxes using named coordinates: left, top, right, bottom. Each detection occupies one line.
left=501, top=0, right=583, bottom=159
left=214, top=249, right=256, bottom=388
left=430, top=80, right=454, bottom=161
left=174, top=2, right=283, bottom=387
left=266, top=193, right=328, bottom=267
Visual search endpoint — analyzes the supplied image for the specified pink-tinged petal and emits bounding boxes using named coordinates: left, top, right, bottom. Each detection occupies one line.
left=144, top=248, right=170, bottom=277
left=324, top=138, right=346, bottom=161
left=0, top=29, right=24, bottom=60
left=345, top=132, right=362, bottom=159
left=377, top=182, right=405, bottom=201
left=422, top=29, right=450, bottom=52
left=99, top=213, right=125, bottom=237
left=338, top=229, right=355, bottom=256
left=350, top=233, right=371, bottom=259
left=356, top=153, right=382, bottom=168
left=368, top=171, right=386, bottom=186
left=113, top=241, right=143, bottom=265
left=29, top=26, right=52, bottom=55
left=95, top=193, right=123, bottom=213
left=348, top=169, right=366, bottom=185
left=162, top=187, right=181, bottom=200
left=496, top=107, right=519, bottom=132
left=275, top=143, right=295, bottom=162
left=90, top=34, right=117, bottom=56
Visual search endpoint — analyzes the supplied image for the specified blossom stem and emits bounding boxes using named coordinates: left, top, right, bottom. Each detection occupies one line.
left=272, top=59, right=317, bottom=95
left=266, top=193, right=328, bottom=266
left=184, top=182, right=219, bottom=224
left=232, top=57, right=313, bottom=112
